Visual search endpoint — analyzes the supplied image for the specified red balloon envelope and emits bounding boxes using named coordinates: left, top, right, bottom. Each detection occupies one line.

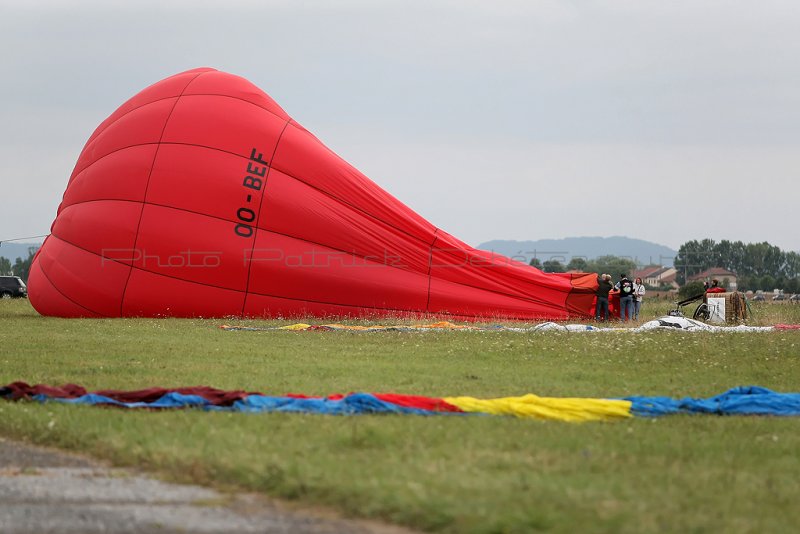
left=29, top=68, right=597, bottom=320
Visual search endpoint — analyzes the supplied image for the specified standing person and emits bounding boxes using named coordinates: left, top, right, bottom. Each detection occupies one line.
left=633, top=277, right=646, bottom=320
left=706, top=279, right=725, bottom=294
left=595, top=274, right=613, bottom=322
left=616, top=274, right=635, bottom=321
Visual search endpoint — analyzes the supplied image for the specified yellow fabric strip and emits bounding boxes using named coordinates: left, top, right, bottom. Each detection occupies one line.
left=278, top=321, right=477, bottom=331
left=409, top=321, right=473, bottom=329
left=320, top=324, right=381, bottom=331
left=443, top=395, right=633, bottom=422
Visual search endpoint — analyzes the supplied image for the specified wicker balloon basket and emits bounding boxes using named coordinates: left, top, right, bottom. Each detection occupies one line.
left=704, top=292, right=748, bottom=323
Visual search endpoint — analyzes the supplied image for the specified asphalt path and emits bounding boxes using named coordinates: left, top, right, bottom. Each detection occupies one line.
left=0, top=437, right=416, bottom=534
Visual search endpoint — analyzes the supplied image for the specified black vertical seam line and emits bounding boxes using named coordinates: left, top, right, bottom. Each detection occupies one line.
left=425, top=229, right=440, bottom=313
left=240, top=118, right=293, bottom=317
left=118, top=70, right=208, bottom=317
left=35, top=253, right=108, bottom=317
left=566, top=273, right=576, bottom=316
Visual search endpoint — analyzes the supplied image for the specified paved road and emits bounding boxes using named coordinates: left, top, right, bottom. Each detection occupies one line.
left=0, top=437, right=415, bottom=534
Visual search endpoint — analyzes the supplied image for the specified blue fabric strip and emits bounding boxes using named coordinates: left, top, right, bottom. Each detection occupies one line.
left=625, top=386, right=800, bottom=417
left=33, top=392, right=213, bottom=409
left=31, top=387, right=800, bottom=418
left=34, top=392, right=446, bottom=416
left=220, top=392, right=444, bottom=416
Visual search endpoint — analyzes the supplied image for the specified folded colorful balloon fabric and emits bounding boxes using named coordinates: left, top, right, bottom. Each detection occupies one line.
left=220, top=317, right=800, bottom=333
left=3, top=383, right=799, bottom=422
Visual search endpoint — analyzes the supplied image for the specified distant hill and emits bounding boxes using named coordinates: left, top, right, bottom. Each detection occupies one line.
left=1, top=238, right=675, bottom=268
left=0, top=241, right=42, bottom=262
left=476, top=236, right=677, bottom=267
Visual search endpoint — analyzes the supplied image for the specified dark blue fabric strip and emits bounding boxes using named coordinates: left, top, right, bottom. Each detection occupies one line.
left=625, top=386, right=800, bottom=417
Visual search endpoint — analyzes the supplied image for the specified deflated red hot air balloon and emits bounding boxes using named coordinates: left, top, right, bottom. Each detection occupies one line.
left=28, top=68, right=597, bottom=320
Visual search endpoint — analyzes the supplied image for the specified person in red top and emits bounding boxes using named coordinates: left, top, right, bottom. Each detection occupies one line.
left=706, top=279, right=726, bottom=294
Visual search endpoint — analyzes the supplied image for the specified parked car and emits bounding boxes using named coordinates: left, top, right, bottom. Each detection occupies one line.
left=750, top=294, right=766, bottom=302
left=790, top=294, right=800, bottom=303
left=0, top=276, right=27, bottom=298
left=773, top=293, right=786, bottom=301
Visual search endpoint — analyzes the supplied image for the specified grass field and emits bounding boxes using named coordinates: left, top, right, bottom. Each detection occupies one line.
left=2, top=298, right=800, bottom=533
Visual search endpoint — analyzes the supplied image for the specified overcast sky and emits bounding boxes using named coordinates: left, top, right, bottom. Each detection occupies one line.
left=2, top=0, right=798, bottom=253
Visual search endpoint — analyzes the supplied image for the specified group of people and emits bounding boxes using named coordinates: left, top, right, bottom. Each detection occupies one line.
left=595, top=273, right=646, bottom=322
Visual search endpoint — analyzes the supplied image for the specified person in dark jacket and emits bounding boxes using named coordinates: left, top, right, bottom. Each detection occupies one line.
left=616, top=274, right=635, bottom=321
left=595, top=274, right=613, bottom=321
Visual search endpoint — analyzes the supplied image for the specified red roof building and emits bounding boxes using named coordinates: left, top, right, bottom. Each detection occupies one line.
left=688, top=268, right=738, bottom=290
left=633, top=266, right=679, bottom=289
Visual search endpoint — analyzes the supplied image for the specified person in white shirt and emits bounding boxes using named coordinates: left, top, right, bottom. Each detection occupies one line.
left=633, top=277, right=646, bottom=320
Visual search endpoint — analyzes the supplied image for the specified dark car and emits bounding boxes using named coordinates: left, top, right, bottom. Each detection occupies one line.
left=790, top=294, right=800, bottom=303
left=750, top=294, right=766, bottom=302
left=773, top=293, right=786, bottom=301
left=0, top=276, right=27, bottom=298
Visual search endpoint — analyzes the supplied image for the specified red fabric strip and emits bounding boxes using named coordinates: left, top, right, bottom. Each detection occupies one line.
left=374, top=393, right=462, bottom=412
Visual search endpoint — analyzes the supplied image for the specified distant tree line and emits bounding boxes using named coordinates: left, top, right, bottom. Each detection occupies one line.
left=675, top=239, right=800, bottom=292
left=0, top=247, right=36, bottom=282
left=529, top=239, right=800, bottom=294
left=530, top=255, right=638, bottom=278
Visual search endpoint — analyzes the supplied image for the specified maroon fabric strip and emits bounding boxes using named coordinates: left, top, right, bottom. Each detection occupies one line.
left=1, top=382, right=261, bottom=406
left=93, top=386, right=259, bottom=406
left=1, top=381, right=88, bottom=400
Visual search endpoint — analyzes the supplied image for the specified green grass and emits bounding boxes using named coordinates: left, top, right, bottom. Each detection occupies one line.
left=2, top=298, right=800, bottom=533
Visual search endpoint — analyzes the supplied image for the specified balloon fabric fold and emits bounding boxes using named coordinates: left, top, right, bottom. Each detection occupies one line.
left=4, top=383, right=800, bottom=421
left=29, top=67, right=596, bottom=319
